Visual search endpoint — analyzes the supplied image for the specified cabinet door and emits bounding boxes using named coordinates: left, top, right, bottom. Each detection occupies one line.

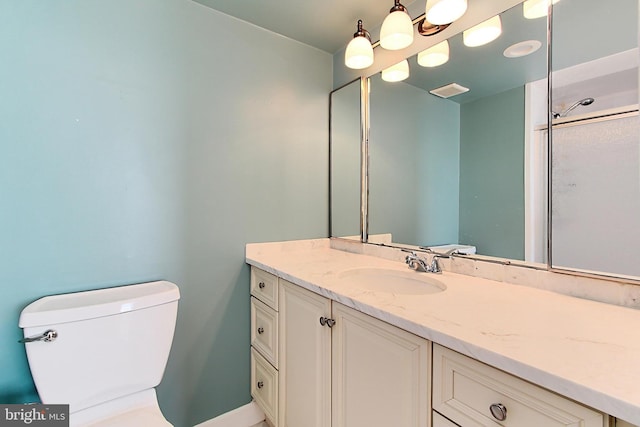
left=279, top=280, right=332, bottom=427
left=331, top=303, right=430, bottom=427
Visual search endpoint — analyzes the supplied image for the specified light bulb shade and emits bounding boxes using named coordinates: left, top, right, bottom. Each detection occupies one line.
left=381, top=60, right=410, bottom=82
left=345, top=36, right=374, bottom=69
left=417, top=40, right=450, bottom=67
left=425, top=0, right=468, bottom=25
left=380, top=10, right=414, bottom=50
left=523, top=0, right=560, bottom=19
left=463, top=15, right=502, bottom=47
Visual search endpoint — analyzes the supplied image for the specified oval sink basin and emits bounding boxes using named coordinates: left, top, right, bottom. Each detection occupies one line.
left=337, top=268, right=446, bottom=295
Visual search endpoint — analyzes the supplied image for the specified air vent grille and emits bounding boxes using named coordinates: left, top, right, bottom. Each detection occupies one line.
left=429, top=83, right=470, bottom=98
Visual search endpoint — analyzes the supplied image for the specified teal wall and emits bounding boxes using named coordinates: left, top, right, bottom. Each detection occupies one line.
left=0, top=1, right=331, bottom=426
left=459, top=87, right=525, bottom=259
left=369, top=76, right=460, bottom=246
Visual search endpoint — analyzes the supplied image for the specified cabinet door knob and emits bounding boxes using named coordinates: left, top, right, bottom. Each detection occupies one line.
left=489, top=403, right=507, bottom=421
left=257, top=381, right=264, bottom=389
left=319, top=317, right=336, bottom=328
left=258, top=281, right=266, bottom=289
left=257, top=327, right=264, bottom=335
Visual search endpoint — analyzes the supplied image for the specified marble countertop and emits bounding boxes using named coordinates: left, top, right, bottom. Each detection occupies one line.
left=246, top=239, right=640, bottom=425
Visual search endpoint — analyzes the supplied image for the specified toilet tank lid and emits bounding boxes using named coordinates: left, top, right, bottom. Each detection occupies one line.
left=19, top=281, right=180, bottom=328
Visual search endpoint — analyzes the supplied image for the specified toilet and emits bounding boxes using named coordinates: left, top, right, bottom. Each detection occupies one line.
left=19, top=281, right=180, bottom=426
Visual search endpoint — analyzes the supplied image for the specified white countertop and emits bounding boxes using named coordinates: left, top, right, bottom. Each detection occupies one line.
left=246, top=239, right=640, bottom=425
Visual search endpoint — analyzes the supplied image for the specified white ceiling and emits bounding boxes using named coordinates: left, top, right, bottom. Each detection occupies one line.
left=191, top=0, right=420, bottom=54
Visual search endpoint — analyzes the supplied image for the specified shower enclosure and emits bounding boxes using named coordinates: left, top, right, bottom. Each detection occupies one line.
left=551, top=108, right=640, bottom=278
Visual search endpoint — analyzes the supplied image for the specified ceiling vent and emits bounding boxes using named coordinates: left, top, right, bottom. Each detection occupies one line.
left=429, top=83, right=470, bottom=98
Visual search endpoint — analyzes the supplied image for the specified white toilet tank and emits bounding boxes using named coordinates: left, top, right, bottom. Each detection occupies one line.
left=19, top=281, right=180, bottom=416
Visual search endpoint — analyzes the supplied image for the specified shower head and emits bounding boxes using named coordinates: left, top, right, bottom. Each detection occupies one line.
left=580, top=97, right=595, bottom=106
left=554, top=97, right=595, bottom=118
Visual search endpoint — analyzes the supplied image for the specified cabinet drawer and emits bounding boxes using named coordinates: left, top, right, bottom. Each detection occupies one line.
left=251, top=348, right=278, bottom=426
left=251, top=297, right=278, bottom=368
left=432, top=344, right=606, bottom=427
left=433, top=411, right=460, bottom=427
left=251, top=267, right=278, bottom=310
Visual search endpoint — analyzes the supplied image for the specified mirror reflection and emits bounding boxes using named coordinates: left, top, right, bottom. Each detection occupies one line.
left=329, top=0, right=640, bottom=282
left=368, top=2, right=548, bottom=262
left=330, top=79, right=361, bottom=239
left=550, top=0, right=639, bottom=278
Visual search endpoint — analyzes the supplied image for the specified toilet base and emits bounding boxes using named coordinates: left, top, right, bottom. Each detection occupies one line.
left=71, top=389, right=171, bottom=427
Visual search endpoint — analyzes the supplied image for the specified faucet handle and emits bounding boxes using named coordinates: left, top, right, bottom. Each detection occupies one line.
left=403, top=250, right=417, bottom=263
left=430, top=255, right=447, bottom=273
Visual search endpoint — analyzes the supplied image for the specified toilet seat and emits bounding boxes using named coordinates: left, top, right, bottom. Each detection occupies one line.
left=71, top=389, right=171, bottom=427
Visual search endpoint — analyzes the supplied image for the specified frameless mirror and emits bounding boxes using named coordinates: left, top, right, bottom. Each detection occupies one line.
left=550, top=0, right=639, bottom=279
left=368, top=1, right=548, bottom=263
left=330, top=79, right=361, bottom=239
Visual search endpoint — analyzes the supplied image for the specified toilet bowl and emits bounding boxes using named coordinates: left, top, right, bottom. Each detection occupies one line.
left=19, top=281, right=180, bottom=426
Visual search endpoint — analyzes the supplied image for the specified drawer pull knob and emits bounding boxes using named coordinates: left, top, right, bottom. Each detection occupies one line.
left=319, top=317, right=336, bottom=328
left=257, top=381, right=264, bottom=389
left=258, top=281, right=266, bottom=289
left=489, top=403, right=507, bottom=421
left=257, top=327, right=264, bottom=335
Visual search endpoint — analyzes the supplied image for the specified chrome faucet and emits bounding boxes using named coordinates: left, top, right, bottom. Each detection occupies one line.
left=405, top=251, right=451, bottom=274
left=405, top=252, right=430, bottom=272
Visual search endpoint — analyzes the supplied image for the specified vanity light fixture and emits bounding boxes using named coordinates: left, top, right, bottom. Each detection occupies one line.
left=463, top=15, right=502, bottom=47
left=425, top=0, right=468, bottom=25
left=345, top=20, right=374, bottom=69
left=381, top=59, right=410, bottom=82
left=380, top=0, right=414, bottom=50
left=417, top=40, right=450, bottom=67
left=523, top=0, right=560, bottom=19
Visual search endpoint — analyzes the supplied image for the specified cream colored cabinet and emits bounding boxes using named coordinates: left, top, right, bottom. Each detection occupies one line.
left=251, top=347, right=278, bottom=424
left=279, top=279, right=332, bottom=427
left=251, top=267, right=619, bottom=427
left=250, top=267, right=280, bottom=426
left=433, top=411, right=460, bottom=427
left=331, top=302, right=430, bottom=427
left=251, top=297, right=278, bottom=367
left=432, top=344, right=607, bottom=427
left=251, top=266, right=278, bottom=310
left=278, top=277, right=430, bottom=427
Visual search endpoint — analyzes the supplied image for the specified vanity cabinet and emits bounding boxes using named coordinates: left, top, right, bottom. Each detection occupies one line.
left=278, top=279, right=332, bottom=427
left=433, top=411, right=460, bottom=427
left=330, top=301, right=430, bottom=427
left=279, top=279, right=430, bottom=427
left=252, top=267, right=430, bottom=427
left=250, top=266, right=631, bottom=427
left=250, top=267, right=280, bottom=426
left=432, top=344, right=606, bottom=427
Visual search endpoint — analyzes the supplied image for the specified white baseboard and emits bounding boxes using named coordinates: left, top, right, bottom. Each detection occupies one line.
left=193, top=401, right=265, bottom=427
